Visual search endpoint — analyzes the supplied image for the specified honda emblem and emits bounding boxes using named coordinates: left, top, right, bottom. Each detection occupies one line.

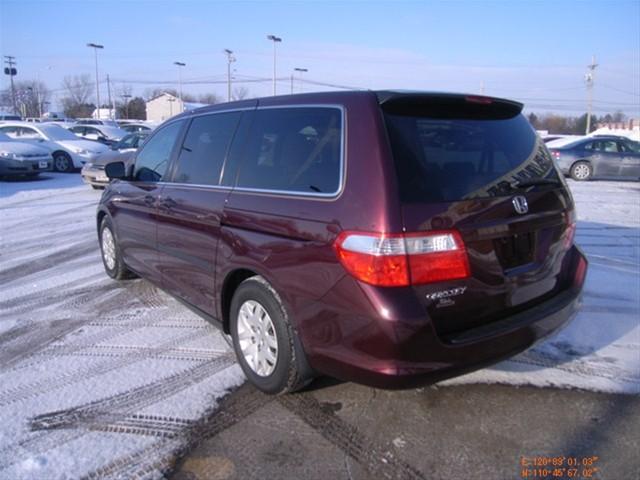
left=512, top=196, right=529, bottom=215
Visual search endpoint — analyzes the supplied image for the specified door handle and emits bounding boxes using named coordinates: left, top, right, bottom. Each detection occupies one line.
left=160, top=197, right=177, bottom=209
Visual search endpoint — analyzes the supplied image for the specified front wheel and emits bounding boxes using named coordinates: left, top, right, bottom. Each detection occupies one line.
left=53, top=152, right=74, bottom=173
left=570, top=161, right=592, bottom=181
left=99, top=217, right=134, bottom=280
left=230, top=276, right=314, bottom=394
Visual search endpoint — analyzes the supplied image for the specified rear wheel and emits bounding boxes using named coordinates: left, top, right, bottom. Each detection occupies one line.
left=99, top=217, right=134, bottom=280
left=570, top=161, right=592, bottom=181
left=53, top=152, right=74, bottom=173
left=230, top=276, right=314, bottom=394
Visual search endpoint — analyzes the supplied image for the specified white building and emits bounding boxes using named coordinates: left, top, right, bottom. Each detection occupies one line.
left=92, top=107, right=116, bottom=120
left=145, top=93, right=208, bottom=122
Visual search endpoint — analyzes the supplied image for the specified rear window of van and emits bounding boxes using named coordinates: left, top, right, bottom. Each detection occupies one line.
left=384, top=113, right=559, bottom=202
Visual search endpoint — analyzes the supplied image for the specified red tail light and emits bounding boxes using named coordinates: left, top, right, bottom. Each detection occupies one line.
left=334, top=230, right=470, bottom=287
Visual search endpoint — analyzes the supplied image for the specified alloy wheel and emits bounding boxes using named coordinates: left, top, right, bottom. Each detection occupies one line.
left=101, top=227, right=116, bottom=270
left=237, top=300, right=278, bottom=376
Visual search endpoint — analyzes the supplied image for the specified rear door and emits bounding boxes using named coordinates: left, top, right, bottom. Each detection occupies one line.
left=382, top=96, right=575, bottom=337
left=111, top=120, right=185, bottom=281
left=618, top=140, right=640, bottom=178
left=155, top=109, right=247, bottom=316
left=586, top=140, right=621, bottom=177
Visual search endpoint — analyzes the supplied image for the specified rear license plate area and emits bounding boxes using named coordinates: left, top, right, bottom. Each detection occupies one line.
left=494, top=232, right=535, bottom=269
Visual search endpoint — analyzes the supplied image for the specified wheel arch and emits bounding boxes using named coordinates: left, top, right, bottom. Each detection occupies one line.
left=220, top=268, right=260, bottom=334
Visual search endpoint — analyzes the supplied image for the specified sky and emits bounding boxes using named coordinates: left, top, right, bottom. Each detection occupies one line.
left=1, top=0, right=639, bottom=116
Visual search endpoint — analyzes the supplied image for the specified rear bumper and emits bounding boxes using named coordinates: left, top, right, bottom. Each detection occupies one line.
left=298, top=246, right=587, bottom=389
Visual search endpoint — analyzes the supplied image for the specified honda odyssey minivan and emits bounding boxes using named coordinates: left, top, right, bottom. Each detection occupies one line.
left=97, top=91, right=587, bottom=394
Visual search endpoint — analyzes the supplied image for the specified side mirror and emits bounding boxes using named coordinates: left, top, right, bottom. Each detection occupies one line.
left=105, top=161, right=126, bottom=180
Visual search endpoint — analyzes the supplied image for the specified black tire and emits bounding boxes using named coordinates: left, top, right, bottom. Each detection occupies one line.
left=53, top=151, right=74, bottom=173
left=99, top=217, right=135, bottom=280
left=570, top=161, right=592, bottom=181
left=230, top=276, right=314, bottom=394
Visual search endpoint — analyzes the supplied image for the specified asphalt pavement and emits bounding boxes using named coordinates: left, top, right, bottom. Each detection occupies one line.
left=172, top=381, right=640, bottom=480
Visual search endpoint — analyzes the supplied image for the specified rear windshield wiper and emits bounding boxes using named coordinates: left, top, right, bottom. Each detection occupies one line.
left=510, top=178, right=561, bottom=189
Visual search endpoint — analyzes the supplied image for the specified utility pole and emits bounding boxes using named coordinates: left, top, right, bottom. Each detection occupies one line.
left=585, top=55, right=598, bottom=134
left=107, top=74, right=113, bottom=119
left=87, top=43, right=104, bottom=118
left=174, top=61, right=186, bottom=111
left=123, top=94, right=131, bottom=119
left=267, top=35, right=282, bottom=96
left=3, top=56, right=18, bottom=114
left=224, top=49, right=235, bottom=102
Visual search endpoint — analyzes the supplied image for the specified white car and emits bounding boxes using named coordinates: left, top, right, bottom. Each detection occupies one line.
left=0, top=131, right=52, bottom=178
left=0, top=122, right=108, bottom=173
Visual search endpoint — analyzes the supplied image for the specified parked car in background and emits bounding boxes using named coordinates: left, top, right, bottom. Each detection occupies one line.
left=68, top=124, right=127, bottom=146
left=0, top=113, right=22, bottom=121
left=76, top=118, right=120, bottom=128
left=548, top=135, right=640, bottom=180
left=120, top=123, right=152, bottom=133
left=25, top=117, right=43, bottom=123
left=0, top=130, right=52, bottom=178
left=81, top=132, right=148, bottom=188
left=97, top=91, right=587, bottom=394
left=0, top=122, right=109, bottom=172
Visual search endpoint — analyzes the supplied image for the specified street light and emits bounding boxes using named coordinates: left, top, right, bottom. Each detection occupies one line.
left=291, top=67, right=308, bottom=94
left=266, top=34, right=282, bottom=96
left=87, top=43, right=104, bottom=119
left=174, top=61, right=186, bottom=112
left=224, top=49, right=236, bottom=102
left=122, top=94, right=132, bottom=119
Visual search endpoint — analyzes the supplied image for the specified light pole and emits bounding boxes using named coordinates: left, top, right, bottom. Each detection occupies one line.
left=224, top=49, right=236, bottom=102
left=174, top=61, right=186, bottom=112
left=291, top=67, right=308, bottom=94
left=267, top=35, right=282, bottom=96
left=123, top=94, right=131, bottom=119
left=168, top=97, right=175, bottom=118
left=87, top=43, right=104, bottom=118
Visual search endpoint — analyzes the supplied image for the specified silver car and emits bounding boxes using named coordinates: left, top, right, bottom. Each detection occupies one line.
left=0, top=131, right=52, bottom=178
left=0, top=122, right=109, bottom=173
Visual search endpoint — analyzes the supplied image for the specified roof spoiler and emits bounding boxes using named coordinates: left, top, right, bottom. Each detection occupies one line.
left=377, top=92, right=523, bottom=120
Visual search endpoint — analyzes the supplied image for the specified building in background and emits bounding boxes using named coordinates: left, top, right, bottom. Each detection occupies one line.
left=92, top=107, right=116, bottom=120
left=145, top=93, right=208, bottom=122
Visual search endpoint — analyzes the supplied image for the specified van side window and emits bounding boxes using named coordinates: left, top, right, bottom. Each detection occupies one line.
left=236, top=107, right=342, bottom=194
left=134, top=120, right=183, bottom=182
left=171, top=112, right=241, bottom=186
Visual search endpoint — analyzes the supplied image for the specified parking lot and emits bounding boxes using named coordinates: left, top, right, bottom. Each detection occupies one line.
left=0, top=174, right=638, bottom=479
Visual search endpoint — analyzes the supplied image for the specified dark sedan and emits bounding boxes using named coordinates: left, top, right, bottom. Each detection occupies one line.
left=81, top=132, right=148, bottom=188
left=548, top=135, right=640, bottom=181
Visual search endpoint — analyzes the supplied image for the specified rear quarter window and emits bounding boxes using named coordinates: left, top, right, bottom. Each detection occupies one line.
left=235, top=107, right=342, bottom=195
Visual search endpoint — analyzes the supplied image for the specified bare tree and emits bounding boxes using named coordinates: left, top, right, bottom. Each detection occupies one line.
left=198, top=92, right=221, bottom=105
left=1, top=80, right=50, bottom=117
left=61, top=74, right=95, bottom=117
left=232, top=86, right=250, bottom=101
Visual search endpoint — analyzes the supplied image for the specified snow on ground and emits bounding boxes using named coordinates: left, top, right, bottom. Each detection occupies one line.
left=0, top=174, right=638, bottom=479
left=0, top=174, right=245, bottom=479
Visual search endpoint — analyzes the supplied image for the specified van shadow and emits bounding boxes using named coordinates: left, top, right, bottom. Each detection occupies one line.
left=489, top=219, right=639, bottom=375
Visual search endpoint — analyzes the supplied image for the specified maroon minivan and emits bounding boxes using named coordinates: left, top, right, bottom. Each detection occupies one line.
left=98, top=91, right=587, bottom=394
